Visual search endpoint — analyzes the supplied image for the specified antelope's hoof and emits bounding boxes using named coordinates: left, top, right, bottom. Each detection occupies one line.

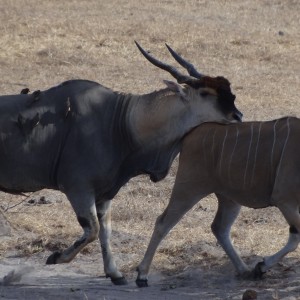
left=252, top=261, right=266, bottom=280
left=238, top=271, right=254, bottom=281
left=238, top=263, right=265, bottom=281
left=136, top=278, right=148, bottom=288
left=110, top=276, right=128, bottom=285
left=46, top=251, right=61, bottom=265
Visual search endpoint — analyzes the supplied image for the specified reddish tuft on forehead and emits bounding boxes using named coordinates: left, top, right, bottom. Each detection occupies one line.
left=198, top=76, right=231, bottom=91
left=194, top=76, right=237, bottom=114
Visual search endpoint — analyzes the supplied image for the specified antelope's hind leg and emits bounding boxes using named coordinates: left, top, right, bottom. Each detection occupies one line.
left=212, top=195, right=251, bottom=277
left=46, top=191, right=100, bottom=264
left=96, top=200, right=127, bottom=285
left=253, top=203, right=300, bottom=278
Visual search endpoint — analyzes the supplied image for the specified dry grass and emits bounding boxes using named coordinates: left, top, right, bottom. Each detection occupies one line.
left=0, top=0, right=300, bottom=279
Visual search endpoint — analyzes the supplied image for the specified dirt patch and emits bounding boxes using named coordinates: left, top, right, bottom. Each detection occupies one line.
left=0, top=0, right=300, bottom=299
left=1, top=254, right=300, bottom=299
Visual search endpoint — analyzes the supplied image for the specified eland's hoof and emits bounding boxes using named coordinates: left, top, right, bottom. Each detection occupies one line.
left=111, top=276, right=128, bottom=285
left=136, top=278, right=148, bottom=288
left=238, top=263, right=265, bottom=281
left=237, top=271, right=253, bottom=281
left=46, top=251, right=61, bottom=265
left=252, top=261, right=266, bottom=280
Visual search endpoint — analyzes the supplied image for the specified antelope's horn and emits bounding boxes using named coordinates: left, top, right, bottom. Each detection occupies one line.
left=165, top=43, right=203, bottom=79
left=135, top=41, right=196, bottom=85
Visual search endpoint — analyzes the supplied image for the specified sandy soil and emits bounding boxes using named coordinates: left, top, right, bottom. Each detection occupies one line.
left=1, top=253, right=300, bottom=300
left=0, top=0, right=300, bottom=299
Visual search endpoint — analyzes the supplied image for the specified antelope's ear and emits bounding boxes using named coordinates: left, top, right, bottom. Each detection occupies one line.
left=163, top=80, right=188, bottom=101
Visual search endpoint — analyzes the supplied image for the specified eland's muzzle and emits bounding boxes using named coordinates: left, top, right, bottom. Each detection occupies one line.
left=232, top=110, right=243, bottom=122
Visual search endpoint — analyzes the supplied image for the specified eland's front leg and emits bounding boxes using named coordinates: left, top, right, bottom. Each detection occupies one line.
left=96, top=200, right=127, bottom=285
left=46, top=191, right=99, bottom=264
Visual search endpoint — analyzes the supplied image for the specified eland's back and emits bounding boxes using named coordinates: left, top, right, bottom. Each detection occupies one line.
left=178, top=117, right=299, bottom=208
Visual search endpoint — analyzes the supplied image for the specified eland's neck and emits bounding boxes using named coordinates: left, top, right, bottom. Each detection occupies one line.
left=127, top=89, right=195, bottom=148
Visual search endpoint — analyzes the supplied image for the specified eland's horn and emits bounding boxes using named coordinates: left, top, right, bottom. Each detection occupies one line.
left=165, top=44, right=203, bottom=79
left=135, top=41, right=196, bottom=85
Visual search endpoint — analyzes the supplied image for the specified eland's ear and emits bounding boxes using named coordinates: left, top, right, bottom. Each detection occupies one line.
left=163, top=80, right=188, bottom=101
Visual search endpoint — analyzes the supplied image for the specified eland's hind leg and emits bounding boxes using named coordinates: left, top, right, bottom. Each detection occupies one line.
left=212, top=195, right=250, bottom=276
left=253, top=203, right=300, bottom=277
left=46, top=190, right=99, bottom=264
left=136, top=183, right=208, bottom=287
left=96, top=200, right=127, bottom=285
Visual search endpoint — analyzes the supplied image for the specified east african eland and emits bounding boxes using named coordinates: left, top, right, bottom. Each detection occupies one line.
left=136, top=117, right=300, bottom=286
left=0, top=42, right=242, bottom=285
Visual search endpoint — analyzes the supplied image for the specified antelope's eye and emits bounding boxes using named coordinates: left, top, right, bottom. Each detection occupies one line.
left=200, top=91, right=209, bottom=97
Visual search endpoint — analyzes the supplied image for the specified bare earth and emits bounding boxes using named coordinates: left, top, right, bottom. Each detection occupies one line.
left=1, top=254, right=300, bottom=300
left=0, top=0, right=300, bottom=299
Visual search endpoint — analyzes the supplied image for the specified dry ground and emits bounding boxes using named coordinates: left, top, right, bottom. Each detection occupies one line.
left=0, top=0, right=300, bottom=299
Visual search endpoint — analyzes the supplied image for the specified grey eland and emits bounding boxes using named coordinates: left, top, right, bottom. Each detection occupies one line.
left=0, top=42, right=242, bottom=285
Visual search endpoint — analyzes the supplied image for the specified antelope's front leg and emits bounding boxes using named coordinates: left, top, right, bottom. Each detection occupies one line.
left=136, top=187, right=203, bottom=287
left=97, top=200, right=127, bottom=285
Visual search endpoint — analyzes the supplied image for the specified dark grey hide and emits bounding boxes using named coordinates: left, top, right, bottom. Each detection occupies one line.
left=0, top=80, right=170, bottom=194
left=0, top=73, right=240, bottom=285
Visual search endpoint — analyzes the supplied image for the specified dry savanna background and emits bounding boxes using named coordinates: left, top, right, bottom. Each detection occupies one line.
left=0, top=0, right=300, bottom=299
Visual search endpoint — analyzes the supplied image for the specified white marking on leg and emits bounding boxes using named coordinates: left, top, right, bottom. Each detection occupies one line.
left=250, top=122, right=262, bottom=186
left=243, top=123, right=254, bottom=188
left=228, top=126, right=239, bottom=186
left=219, top=128, right=228, bottom=176
left=98, top=201, right=123, bottom=280
left=58, top=210, right=99, bottom=263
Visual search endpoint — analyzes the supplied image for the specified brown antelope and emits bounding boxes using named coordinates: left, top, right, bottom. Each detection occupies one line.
left=136, top=117, right=300, bottom=287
